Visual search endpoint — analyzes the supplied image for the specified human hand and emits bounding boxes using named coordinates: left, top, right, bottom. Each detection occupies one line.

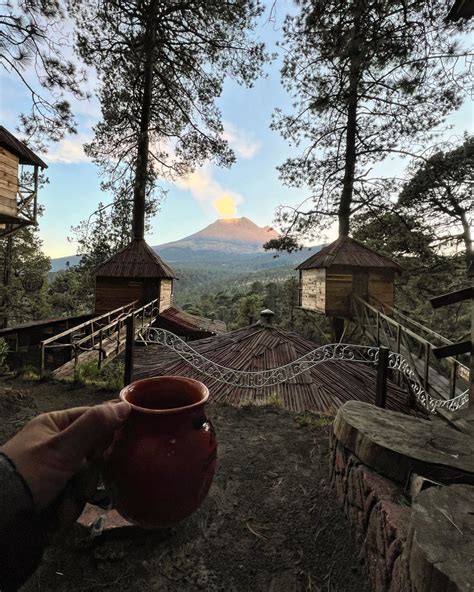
left=0, top=402, right=130, bottom=512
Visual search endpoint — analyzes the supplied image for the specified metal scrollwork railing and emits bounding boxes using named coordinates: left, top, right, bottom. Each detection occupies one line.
left=140, top=327, right=469, bottom=413
left=387, top=352, right=469, bottom=413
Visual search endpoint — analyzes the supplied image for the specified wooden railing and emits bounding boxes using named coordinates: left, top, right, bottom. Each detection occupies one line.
left=40, top=300, right=139, bottom=372
left=351, top=295, right=469, bottom=401
left=41, top=299, right=161, bottom=376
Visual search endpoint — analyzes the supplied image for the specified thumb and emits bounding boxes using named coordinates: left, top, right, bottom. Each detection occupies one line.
left=53, top=402, right=130, bottom=468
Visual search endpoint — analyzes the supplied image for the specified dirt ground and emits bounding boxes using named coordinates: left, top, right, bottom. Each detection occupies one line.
left=0, top=379, right=369, bottom=592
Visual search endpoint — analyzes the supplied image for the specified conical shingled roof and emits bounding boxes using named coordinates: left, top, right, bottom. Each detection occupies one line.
left=94, top=239, right=177, bottom=278
left=296, top=236, right=402, bottom=272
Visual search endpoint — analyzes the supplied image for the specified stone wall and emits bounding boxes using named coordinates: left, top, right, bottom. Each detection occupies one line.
left=330, top=434, right=412, bottom=592
left=330, top=401, right=474, bottom=592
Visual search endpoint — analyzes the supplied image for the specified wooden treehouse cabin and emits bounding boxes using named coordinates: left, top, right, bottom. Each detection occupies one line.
left=0, top=126, right=47, bottom=238
left=297, top=236, right=402, bottom=319
left=93, top=238, right=177, bottom=315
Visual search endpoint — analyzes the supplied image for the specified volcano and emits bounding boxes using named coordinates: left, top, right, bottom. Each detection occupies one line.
left=158, top=217, right=279, bottom=257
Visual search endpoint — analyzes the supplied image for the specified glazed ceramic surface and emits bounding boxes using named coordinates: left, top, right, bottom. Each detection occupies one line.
left=103, top=376, right=217, bottom=528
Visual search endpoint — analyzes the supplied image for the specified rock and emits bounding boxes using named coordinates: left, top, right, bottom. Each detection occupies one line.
left=408, top=484, right=474, bottom=592
left=333, top=401, right=474, bottom=487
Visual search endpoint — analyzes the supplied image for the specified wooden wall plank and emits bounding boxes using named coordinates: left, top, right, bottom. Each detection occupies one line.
left=300, top=269, right=325, bottom=313
left=0, top=170, right=18, bottom=186
left=326, top=272, right=353, bottom=317
left=0, top=150, right=19, bottom=175
left=94, top=278, right=144, bottom=315
left=0, top=190, right=17, bottom=206
left=368, top=271, right=395, bottom=308
left=159, top=279, right=173, bottom=312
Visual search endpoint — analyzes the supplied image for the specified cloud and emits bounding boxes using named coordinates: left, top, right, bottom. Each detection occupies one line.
left=222, top=122, right=261, bottom=159
left=175, top=166, right=243, bottom=218
left=40, top=134, right=91, bottom=164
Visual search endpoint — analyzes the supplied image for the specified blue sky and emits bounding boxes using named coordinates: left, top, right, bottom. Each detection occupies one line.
left=0, top=2, right=472, bottom=258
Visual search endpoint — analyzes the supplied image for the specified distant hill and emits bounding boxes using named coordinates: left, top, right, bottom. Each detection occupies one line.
left=50, top=217, right=321, bottom=273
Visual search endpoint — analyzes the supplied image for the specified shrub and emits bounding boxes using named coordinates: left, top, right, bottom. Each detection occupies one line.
left=75, top=360, right=124, bottom=392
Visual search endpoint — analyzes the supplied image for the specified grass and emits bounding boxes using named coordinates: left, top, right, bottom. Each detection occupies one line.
left=74, top=360, right=125, bottom=392
left=294, top=413, right=334, bottom=429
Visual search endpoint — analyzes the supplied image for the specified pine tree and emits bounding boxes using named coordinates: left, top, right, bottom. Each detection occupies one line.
left=270, top=0, right=472, bottom=246
left=399, top=135, right=473, bottom=266
left=69, top=0, right=268, bottom=239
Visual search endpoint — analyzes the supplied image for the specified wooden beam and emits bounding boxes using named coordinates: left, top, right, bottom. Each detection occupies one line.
left=124, top=315, right=135, bottom=386
left=430, top=287, right=473, bottom=309
left=433, top=340, right=471, bottom=359
left=375, top=346, right=389, bottom=408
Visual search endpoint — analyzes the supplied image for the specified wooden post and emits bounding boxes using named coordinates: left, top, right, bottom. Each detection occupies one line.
left=376, top=311, right=380, bottom=346
left=116, top=319, right=121, bottom=353
left=40, top=342, right=45, bottom=373
left=124, top=315, right=135, bottom=386
left=73, top=345, right=79, bottom=381
left=98, top=329, right=103, bottom=369
left=450, top=359, right=457, bottom=399
left=423, top=343, right=430, bottom=391
left=375, top=346, right=389, bottom=408
left=332, top=317, right=344, bottom=342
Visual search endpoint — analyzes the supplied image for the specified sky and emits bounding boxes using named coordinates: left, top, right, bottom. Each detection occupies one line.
left=0, top=1, right=472, bottom=259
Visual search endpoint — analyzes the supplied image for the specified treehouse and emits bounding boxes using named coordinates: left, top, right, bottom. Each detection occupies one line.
left=93, top=239, right=177, bottom=315
left=0, top=126, right=47, bottom=238
left=296, top=236, right=402, bottom=319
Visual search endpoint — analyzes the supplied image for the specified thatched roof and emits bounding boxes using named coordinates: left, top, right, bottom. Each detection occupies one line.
left=134, top=319, right=422, bottom=416
left=296, top=236, right=402, bottom=272
left=94, top=239, right=177, bottom=279
left=0, top=126, right=47, bottom=168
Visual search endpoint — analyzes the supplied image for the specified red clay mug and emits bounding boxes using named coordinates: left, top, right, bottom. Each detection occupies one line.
left=103, top=376, right=217, bottom=528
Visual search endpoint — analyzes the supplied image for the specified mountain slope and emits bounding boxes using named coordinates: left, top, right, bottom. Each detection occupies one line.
left=49, top=217, right=321, bottom=272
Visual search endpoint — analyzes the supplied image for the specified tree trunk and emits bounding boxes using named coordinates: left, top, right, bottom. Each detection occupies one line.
left=132, top=0, right=159, bottom=241
left=0, top=234, right=13, bottom=329
left=459, top=210, right=472, bottom=268
left=338, top=61, right=359, bottom=238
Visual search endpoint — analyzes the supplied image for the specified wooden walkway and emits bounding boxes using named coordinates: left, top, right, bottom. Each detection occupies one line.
left=351, top=296, right=469, bottom=402
left=45, top=299, right=160, bottom=380
left=52, top=315, right=151, bottom=380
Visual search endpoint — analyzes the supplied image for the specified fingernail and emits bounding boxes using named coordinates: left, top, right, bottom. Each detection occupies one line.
left=113, top=401, right=131, bottom=420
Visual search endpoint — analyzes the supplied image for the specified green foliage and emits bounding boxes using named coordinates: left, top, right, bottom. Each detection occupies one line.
left=0, top=338, right=8, bottom=358
left=15, top=364, right=42, bottom=382
left=75, top=361, right=125, bottom=392
left=399, top=135, right=473, bottom=263
left=294, top=414, right=334, bottom=428
left=265, top=392, right=283, bottom=408
left=0, top=225, right=52, bottom=327
left=0, top=1, right=86, bottom=147
left=270, top=0, right=472, bottom=243
left=48, top=266, right=93, bottom=317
